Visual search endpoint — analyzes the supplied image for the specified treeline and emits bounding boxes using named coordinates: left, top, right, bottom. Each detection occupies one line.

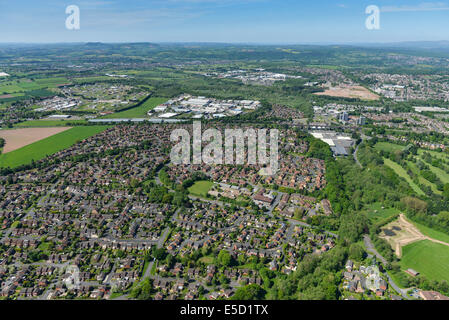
left=267, top=246, right=348, bottom=300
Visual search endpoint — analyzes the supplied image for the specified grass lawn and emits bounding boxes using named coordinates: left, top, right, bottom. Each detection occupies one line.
left=188, top=181, right=214, bottom=197
left=150, top=261, right=157, bottom=276
left=412, top=221, right=449, bottom=244
left=0, top=126, right=109, bottom=168
left=400, top=240, right=449, bottom=282
left=101, top=97, right=167, bottom=118
left=142, top=260, right=150, bottom=276
left=38, top=241, right=52, bottom=254
left=417, top=149, right=449, bottom=162
left=383, top=158, right=425, bottom=196
left=364, top=202, right=400, bottom=223
left=374, top=142, right=405, bottom=153
left=199, top=256, right=214, bottom=264
left=423, top=162, right=449, bottom=185
left=11, top=221, right=20, bottom=228
left=406, top=160, right=441, bottom=195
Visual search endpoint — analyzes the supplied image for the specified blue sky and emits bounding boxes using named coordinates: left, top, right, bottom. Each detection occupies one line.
left=0, top=0, right=448, bottom=43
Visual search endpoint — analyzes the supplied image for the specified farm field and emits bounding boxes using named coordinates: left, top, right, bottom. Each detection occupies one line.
left=188, top=181, right=214, bottom=197
left=101, top=97, right=166, bottom=119
left=0, top=127, right=71, bottom=153
left=0, top=77, right=69, bottom=94
left=0, top=126, right=109, bottom=168
left=400, top=240, right=449, bottom=282
left=383, top=158, right=425, bottom=196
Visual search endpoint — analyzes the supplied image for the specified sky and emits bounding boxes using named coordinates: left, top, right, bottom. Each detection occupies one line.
left=0, top=0, right=448, bottom=43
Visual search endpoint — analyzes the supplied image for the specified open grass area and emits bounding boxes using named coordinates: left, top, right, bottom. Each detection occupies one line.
left=374, top=142, right=405, bottom=153
left=383, top=158, right=425, bottom=196
left=417, top=149, right=449, bottom=162
left=400, top=240, right=449, bottom=282
left=364, top=202, right=400, bottom=223
left=199, top=256, right=214, bottom=264
left=38, top=241, right=52, bottom=254
left=101, top=97, right=167, bottom=118
left=413, top=221, right=449, bottom=244
left=188, top=180, right=214, bottom=197
left=0, top=126, right=109, bottom=168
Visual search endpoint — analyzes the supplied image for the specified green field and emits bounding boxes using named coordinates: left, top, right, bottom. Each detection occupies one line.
left=0, top=78, right=69, bottom=95
left=413, top=221, right=449, bottom=244
left=0, top=126, right=109, bottom=168
left=374, top=142, right=405, bottom=153
left=400, top=240, right=449, bottom=282
left=101, top=97, right=166, bottom=118
left=383, top=158, right=425, bottom=196
left=188, top=181, right=214, bottom=197
left=364, top=202, right=400, bottom=223
left=417, top=148, right=449, bottom=160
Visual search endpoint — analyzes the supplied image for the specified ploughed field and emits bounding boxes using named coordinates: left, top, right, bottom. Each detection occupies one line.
left=0, top=127, right=71, bottom=153
left=0, top=126, right=109, bottom=168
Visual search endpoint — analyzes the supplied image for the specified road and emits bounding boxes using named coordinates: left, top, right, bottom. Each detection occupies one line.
left=353, top=142, right=362, bottom=168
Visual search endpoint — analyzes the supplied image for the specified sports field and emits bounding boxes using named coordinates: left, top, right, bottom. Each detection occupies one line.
left=374, top=142, right=405, bottom=153
left=400, top=240, right=449, bottom=282
left=0, top=126, right=109, bottom=168
left=188, top=181, right=214, bottom=197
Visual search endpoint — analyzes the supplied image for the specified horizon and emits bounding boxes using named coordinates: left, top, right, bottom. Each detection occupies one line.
left=1, top=0, right=449, bottom=43
left=1, top=40, right=449, bottom=46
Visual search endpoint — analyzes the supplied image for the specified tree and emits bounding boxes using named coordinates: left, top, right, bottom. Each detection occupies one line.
left=338, top=213, right=369, bottom=243
left=153, top=248, right=167, bottom=260
left=217, top=250, right=232, bottom=267
left=130, top=278, right=153, bottom=300
left=231, top=284, right=266, bottom=300
left=443, top=184, right=449, bottom=200
left=349, top=243, right=366, bottom=261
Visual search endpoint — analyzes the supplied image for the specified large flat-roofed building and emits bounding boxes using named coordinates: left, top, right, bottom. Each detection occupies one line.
left=311, top=131, right=354, bottom=156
